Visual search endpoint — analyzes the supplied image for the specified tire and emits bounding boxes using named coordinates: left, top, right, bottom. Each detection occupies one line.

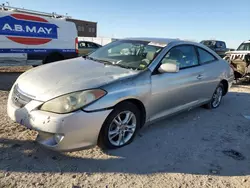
left=204, top=83, right=224, bottom=109
left=98, top=102, right=141, bottom=150
left=44, top=53, right=64, bottom=64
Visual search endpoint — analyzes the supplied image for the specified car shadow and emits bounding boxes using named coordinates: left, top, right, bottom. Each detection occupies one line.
left=1, top=90, right=250, bottom=176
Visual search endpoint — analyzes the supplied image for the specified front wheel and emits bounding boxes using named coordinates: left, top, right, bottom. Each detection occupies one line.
left=98, top=102, right=141, bottom=150
left=205, top=83, right=224, bottom=109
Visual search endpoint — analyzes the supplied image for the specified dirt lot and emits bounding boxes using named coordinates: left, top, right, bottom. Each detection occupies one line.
left=0, top=70, right=250, bottom=188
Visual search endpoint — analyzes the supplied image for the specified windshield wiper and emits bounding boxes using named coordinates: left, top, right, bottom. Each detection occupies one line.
left=100, top=59, right=139, bottom=70
left=82, top=55, right=108, bottom=64
left=97, top=59, right=115, bottom=65
left=113, top=63, right=133, bottom=69
left=82, top=55, right=111, bottom=64
left=82, top=56, right=139, bottom=70
left=82, top=55, right=96, bottom=61
left=99, top=60, right=130, bottom=69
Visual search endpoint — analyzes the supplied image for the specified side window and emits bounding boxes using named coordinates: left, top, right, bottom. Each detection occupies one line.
left=197, top=47, right=216, bottom=64
left=161, top=45, right=199, bottom=69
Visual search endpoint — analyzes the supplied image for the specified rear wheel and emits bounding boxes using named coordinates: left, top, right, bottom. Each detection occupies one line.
left=98, top=102, right=141, bottom=150
left=205, top=83, right=224, bottom=109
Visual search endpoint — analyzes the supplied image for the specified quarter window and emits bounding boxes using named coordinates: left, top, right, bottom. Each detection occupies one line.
left=161, top=45, right=199, bottom=69
left=197, top=48, right=216, bottom=64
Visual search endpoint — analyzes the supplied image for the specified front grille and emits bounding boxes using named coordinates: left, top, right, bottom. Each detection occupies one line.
left=12, top=85, right=33, bottom=108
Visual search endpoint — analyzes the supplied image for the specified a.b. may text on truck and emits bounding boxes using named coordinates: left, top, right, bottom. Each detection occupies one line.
left=2, top=24, right=53, bottom=34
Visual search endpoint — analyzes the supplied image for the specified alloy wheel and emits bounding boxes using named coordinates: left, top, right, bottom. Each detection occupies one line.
left=108, top=111, right=137, bottom=147
left=212, top=86, right=223, bottom=108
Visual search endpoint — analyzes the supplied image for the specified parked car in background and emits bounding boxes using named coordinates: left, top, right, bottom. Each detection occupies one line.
left=78, top=41, right=102, bottom=56
left=200, top=40, right=228, bottom=58
left=223, top=40, right=250, bottom=80
left=0, top=5, right=78, bottom=66
left=7, top=38, right=234, bottom=151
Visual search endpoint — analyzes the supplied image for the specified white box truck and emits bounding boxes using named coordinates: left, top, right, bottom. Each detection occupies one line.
left=0, top=5, right=78, bottom=66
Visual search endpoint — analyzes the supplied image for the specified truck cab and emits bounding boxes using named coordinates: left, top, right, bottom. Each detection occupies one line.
left=200, top=40, right=227, bottom=58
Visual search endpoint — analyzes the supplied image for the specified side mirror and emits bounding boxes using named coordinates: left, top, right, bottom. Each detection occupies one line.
left=158, top=63, right=179, bottom=73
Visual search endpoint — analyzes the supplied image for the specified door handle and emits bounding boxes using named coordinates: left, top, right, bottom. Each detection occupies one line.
left=197, top=74, right=203, bottom=80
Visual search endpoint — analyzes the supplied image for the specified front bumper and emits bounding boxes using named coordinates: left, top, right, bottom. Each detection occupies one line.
left=7, top=86, right=112, bottom=151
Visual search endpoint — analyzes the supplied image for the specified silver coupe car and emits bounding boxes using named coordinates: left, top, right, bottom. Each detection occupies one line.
left=7, top=38, right=234, bottom=151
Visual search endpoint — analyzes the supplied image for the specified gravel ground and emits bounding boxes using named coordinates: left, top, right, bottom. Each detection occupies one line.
left=0, top=71, right=250, bottom=188
left=0, top=66, right=31, bottom=73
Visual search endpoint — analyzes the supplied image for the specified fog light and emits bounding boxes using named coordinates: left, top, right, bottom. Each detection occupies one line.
left=54, top=134, right=64, bottom=144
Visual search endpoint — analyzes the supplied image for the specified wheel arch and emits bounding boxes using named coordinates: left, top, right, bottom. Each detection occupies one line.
left=97, top=98, right=147, bottom=149
left=220, top=79, right=229, bottom=96
left=114, top=99, right=147, bottom=128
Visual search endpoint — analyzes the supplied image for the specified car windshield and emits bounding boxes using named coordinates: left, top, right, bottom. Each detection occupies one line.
left=237, top=43, right=250, bottom=51
left=201, top=40, right=216, bottom=46
left=87, top=40, right=165, bottom=70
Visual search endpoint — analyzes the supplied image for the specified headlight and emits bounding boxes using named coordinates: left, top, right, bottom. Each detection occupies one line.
left=40, top=89, right=106, bottom=113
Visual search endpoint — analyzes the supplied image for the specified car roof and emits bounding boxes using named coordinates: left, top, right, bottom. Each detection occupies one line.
left=123, top=37, right=181, bottom=45
left=243, top=40, right=250, bottom=44
left=201, top=40, right=225, bottom=43
left=111, top=37, right=221, bottom=60
left=122, top=37, right=213, bottom=49
left=123, top=37, right=209, bottom=49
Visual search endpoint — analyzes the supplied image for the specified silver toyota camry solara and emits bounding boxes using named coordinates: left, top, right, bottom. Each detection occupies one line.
left=7, top=38, right=234, bottom=151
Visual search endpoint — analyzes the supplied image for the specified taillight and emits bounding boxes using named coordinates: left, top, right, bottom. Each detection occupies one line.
left=75, top=37, right=78, bottom=54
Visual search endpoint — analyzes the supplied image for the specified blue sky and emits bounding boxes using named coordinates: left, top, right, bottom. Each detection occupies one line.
left=5, top=0, right=250, bottom=48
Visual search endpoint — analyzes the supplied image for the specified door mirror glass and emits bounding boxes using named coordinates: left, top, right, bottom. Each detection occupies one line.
left=158, top=62, right=179, bottom=73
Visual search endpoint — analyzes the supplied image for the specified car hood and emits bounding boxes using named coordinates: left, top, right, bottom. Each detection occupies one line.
left=16, top=57, right=139, bottom=101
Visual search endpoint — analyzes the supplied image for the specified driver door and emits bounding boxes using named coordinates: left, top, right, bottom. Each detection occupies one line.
left=149, top=45, right=205, bottom=121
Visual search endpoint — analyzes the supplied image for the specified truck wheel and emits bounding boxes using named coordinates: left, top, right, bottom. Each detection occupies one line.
left=44, top=53, right=64, bottom=64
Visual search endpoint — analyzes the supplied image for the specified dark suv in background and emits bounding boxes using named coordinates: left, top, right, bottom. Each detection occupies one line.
left=200, top=40, right=228, bottom=58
